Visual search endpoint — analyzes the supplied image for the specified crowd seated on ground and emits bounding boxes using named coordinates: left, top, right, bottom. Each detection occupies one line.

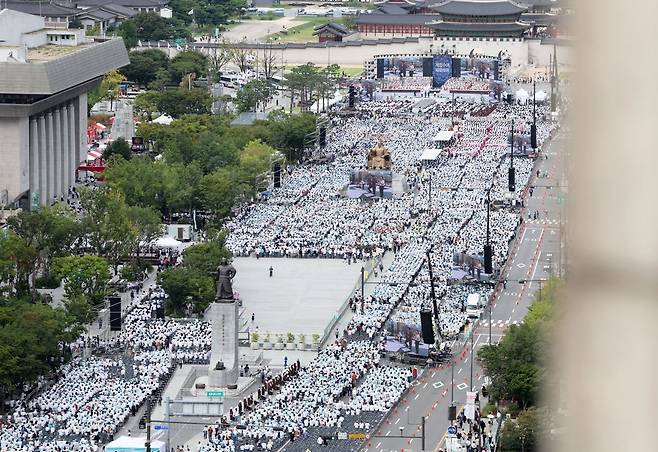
left=1, top=97, right=557, bottom=452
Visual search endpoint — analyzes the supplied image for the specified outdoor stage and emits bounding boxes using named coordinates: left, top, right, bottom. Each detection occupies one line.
left=232, top=257, right=362, bottom=337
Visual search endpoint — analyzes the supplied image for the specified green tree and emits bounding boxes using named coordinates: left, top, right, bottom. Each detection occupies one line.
left=122, top=49, right=170, bottom=86
left=498, top=407, right=542, bottom=451
left=79, top=187, right=135, bottom=272
left=238, top=139, right=275, bottom=186
left=182, top=238, right=231, bottom=276
left=267, top=111, right=316, bottom=162
left=6, top=205, right=79, bottom=292
left=0, top=232, right=36, bottom=297
left=235, top=79, right=273, bottom=113
left=149, top=68, right=174, bottom=92
left=156, top=88, right=211, bottom=118
left=200, top=166, right=246, bottom=219
left=104, top=137, right=132, bottom=160
left=88, top=70, right=127, bottom=112
left=127, top=206, right=162, bottom=257
left=0, top=300, right=81, bottom=405
left=477, top=279, right=559, bottom=408
left=129, top=12, right=191, bottom=42
left=169, top=50, right=208, bottom=84
left=157, top=267, right=214, bottom=315
left=51, top=255, right=111, bottom=308
left=117, top=19, right=138, bottom=49
left=133, top=91, right=162, bottom=121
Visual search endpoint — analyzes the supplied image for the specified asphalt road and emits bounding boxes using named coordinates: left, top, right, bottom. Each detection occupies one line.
left=368, top=127, right=567, bottom=452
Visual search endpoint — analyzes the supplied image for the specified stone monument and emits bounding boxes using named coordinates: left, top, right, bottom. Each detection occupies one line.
left=204, top=258, right=239, bottom=388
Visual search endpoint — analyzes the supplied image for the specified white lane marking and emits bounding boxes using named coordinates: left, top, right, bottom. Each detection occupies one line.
left=395, top=418, right=400, bottom=425
left=457, top=383, right=468, bottom=390
left=386, top=430, right=391, bottom=436
left=432, top=381, right=444, bottom=389
left=423, top=382, right=428, bottom=389
left=464, top=358, right=468, bottom=364
left=457, top=368, right=463, bottom=374
left=517, top=263, right=526, bottom=268
left=376, top=443, right=381, bottom=449
left=414, top=393, right=420, bottom=400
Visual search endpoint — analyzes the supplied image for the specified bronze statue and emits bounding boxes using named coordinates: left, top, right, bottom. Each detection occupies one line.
left=214, top=258, right=236, bottom=301
left=367, top=140, right=392, bottom=170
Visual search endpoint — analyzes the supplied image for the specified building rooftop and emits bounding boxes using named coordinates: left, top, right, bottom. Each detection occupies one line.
left=428, top=20, right=531, bottom=31
left=26, top=42, right=96, bottom=61
left=4, top=1, right=79, bottom=17
left=0, top=38, right=129, bottom=95
left=428, top=0, right=527, bottom=16
left=313, top=22, right=351, bottom=37
left=356, top=13, right=441, bottom=25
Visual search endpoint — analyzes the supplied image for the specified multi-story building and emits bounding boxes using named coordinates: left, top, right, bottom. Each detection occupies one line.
left=0, top=8, right=129, bottom=209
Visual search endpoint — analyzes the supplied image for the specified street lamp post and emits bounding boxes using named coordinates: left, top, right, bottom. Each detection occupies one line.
left=469, top=328, right=474, bottom=391
left=484, top=190, right=493, bottom=274
left=360, top=266, right=365, bottom=313
left=509, top=120, right=515, bottom=192
left=489, top=298, right=492, bottom=346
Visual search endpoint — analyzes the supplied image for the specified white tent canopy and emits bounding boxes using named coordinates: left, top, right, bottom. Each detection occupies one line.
left=152, top=114, right=173, bottom=125
left=153, top=236, right=182, bottom=249
left=420, top=148, right=442, bottom=161
left=516, top=89, right=529, bottom=102
left=535, top=90, right=548, bottom=102
left=432, top=130, right=454, bottom=142
left=105, top=436, right=164, bottom=452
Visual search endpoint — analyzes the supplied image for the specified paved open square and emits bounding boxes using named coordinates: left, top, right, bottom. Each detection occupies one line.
left=232, top=257, right=361, bottom=335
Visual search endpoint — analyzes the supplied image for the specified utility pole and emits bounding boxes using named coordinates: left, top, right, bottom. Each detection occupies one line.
left=509, top=120, right=515, bottom=192
left=421, top=416, right=426, bottom=451
left=470, top=329, right=474, bottom=391
left=360, top=266, right=365, bottom=314
left=531, top=80, right=537, bottom=151
left=451, top=355, right=455, bottom=405
left=489, top=298, right=492, bottom=346
left=426, top=249, right=440, bottom=341
left=484, top=190, right=492, bottom=274
left=145, top=397, right=151, bottom=452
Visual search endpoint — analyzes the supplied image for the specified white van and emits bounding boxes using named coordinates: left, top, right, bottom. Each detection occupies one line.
left=466, top=293, right=481, bottom=318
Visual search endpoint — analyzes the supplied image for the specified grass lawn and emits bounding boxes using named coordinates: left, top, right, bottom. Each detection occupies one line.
left=266, top=17, right=349, bottom=43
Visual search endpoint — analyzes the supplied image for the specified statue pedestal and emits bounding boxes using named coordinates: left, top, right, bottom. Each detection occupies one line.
left=204, top=300, right=239, bottom=388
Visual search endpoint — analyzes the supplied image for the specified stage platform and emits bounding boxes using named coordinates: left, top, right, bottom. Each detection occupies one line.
left=232, top=257, right=361, bottom=336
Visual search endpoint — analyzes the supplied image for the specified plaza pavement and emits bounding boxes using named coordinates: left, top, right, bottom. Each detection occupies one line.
left=232, top=257, right=364, bottom=337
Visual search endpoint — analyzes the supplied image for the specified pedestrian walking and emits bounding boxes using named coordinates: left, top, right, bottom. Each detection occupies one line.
left=269, top=266, right=273, bottom=277
left=251, top=313, right=255, bottom=323
left=284, top=356, right=288, bottom=367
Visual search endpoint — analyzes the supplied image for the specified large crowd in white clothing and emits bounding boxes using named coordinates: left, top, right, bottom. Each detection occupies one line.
left=1, top=95, right=557, bottom=452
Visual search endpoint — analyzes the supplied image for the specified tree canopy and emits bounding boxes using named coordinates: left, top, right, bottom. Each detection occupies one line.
left=477, top=278, right=559, bottom=408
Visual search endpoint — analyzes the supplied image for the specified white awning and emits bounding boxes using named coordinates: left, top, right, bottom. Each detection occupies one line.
left=420, top=148, right=442, bottom=161
left=152, top=114, right=173, bottom=125
left=86, top=149, right=102, bottom=160
left=153, top=236, right=182, bottom=249
left=432, top=130, right=454, bottom=142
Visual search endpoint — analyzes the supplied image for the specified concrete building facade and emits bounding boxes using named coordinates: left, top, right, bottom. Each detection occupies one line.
left=0, top=9, right=129, bottom=209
